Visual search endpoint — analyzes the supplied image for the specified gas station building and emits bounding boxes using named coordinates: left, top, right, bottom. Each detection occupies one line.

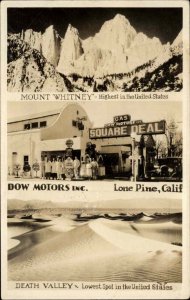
left=8, top=103, right=169, bottom=179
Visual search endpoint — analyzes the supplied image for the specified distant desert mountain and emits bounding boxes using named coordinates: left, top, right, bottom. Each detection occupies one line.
left=8, top=199, right=26, bottom=210
left=8, top=199, right=60, bottom=210
left=8, top=197, right=181, bottom=212
left=7, top=198, right=93, bottom=211
left=8, top=14, right=182, bottom=91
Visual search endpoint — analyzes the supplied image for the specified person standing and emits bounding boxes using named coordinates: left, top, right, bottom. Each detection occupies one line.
left=61, top=157, right=65, bottom=180
left=86, top=158, right=92, bottom=180
left=57, top=157, right=63, bottom=180
left=45, top=158, right=52, bottom=179
left=91, top=158, right=98, bottom=180
left=74, top=156, right=80, bottom=179
left=80, top=159, right=86, bottom=178
left=40, top=157, right=46, bottom=179
left=51, top=157, right=57, bottom=180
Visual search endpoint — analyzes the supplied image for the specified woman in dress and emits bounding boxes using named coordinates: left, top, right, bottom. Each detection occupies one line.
left=74, top=156, right=80, bottom=179
left=80, top=159, right=86, bottom=178
left=91, top=158, right=98, bottom=180
left=86, top=158, right=92, bottom=180
left=57, top=157, right=63, bottom=180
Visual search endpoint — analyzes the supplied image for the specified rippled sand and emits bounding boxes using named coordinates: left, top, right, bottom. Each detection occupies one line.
left=8, top=214, right=182, bottom=282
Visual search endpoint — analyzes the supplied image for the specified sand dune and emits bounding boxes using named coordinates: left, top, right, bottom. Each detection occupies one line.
left=8, top=215, right=182, bottom=282
left=101, top=219, right=182, bottom=245
left=89, top=219, right=181, bottom=252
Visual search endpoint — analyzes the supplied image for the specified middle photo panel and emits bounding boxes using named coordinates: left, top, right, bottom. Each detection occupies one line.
left=7, top=101, right=182, bottom=183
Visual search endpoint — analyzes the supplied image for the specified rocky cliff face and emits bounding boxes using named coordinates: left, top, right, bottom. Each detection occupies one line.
left=57, top=24, right=84, bottom=74
left=20, top=25, right=61, bottom=66
left=171, top=30, right=182, bottom=55
left=21, top=29, right=42, bottom=52
left=7, top=34, right=72, bottom=92
left=17, top=14, right=170, bottom=76
left=62, top=14, right=166, bottom=76
left=93, top=14, right=136, bottom=52
left=42, top=25, right=61, bottom=66
left=8, top=14, right=183, bottom=91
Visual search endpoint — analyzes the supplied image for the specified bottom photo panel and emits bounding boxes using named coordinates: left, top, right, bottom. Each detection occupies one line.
left=7, top=194, right=182, bottom=284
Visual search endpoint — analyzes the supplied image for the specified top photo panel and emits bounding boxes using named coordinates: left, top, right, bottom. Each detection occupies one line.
left=7, top=7, right=182, bottom=93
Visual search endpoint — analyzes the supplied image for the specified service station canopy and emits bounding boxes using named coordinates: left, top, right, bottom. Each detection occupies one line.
left=89, top=115, right=166, bottom=139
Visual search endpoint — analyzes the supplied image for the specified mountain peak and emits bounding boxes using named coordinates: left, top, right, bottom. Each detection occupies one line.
left=94, top=13, right=136, bottom=52
left=46, top=24, right=54, bottom=31
left=44, top=25, right=60, bottom=39
left=172, top=30, right=182, bottom=47
left=102, top=13, right=131, bottom=29
left=113, top=13, right=129, bottom=24
left=66, top=24, right=79, bottom=36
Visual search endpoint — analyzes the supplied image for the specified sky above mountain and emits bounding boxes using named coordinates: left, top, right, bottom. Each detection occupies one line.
left=8, top=8, right=182, bottom=44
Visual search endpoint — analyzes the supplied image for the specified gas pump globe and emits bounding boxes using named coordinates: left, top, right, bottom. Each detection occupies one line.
left=65, top=139, right=74, bottom=158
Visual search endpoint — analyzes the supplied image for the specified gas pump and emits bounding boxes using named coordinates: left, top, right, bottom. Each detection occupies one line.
left=144, top=135, right=156, bottom=179
left=64, top=139, right=74, bottom=180
left=129, top=138, right=136, bottom=181
left=138, top=135, right=145, bottom=180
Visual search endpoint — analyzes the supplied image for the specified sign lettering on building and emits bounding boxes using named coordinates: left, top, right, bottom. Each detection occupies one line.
left=113, top=115, right=131, bottom=122
left=89, top=120, right=165, bottom=139
left=104, top=120, right=143, bottom=127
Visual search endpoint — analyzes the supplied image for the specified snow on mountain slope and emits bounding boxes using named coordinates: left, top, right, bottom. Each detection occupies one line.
left=171, top=30, right=182, bottom=55
left=122, top=54, right=182, bottom=92
left=7, top=34, right=72, bottom=92
left=126, top=33, right=164, bottom=71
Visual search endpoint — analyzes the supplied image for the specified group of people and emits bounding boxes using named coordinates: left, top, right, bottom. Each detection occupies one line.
left=80, top=157, right=99, bottom=180
left=41, top=156, right=100, bottom=180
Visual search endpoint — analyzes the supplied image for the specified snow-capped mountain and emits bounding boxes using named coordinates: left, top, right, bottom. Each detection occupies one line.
left=7, top=14, right=183, bottom=92
left=93, top=14, right=136, bottom=51
left=16, top=14, right=170, bottom=76
left=62, top=14, right=166, bottom=76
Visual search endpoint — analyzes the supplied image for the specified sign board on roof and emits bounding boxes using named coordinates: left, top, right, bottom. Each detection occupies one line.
left=89, top=120, right=166, bottom=139
left=113, top=115, right=131, bottom=122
